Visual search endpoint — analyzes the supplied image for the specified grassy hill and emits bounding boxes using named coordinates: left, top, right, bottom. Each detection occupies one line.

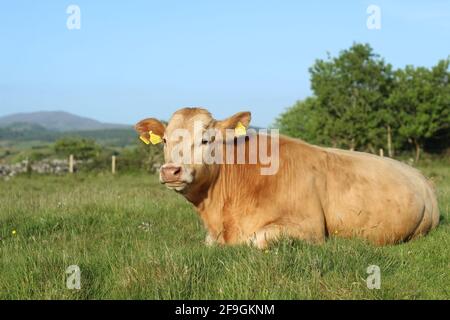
left=0, top=123, right=138, bottom=163
left=0, top=122, right=135, bottom=145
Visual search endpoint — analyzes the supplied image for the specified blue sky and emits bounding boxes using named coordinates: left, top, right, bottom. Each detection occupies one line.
left=0, top=1, right=449, bottom=127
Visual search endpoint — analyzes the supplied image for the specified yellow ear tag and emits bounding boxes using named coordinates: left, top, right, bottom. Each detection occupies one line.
left=149, top=131, right=162, bottom=145
left=234, top=122, right=247, bottom=137
left=140, top=135, right=150, bottom=145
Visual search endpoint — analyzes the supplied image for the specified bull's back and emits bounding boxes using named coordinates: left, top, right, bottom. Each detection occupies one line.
left=322, top=148, right=439, bottom=244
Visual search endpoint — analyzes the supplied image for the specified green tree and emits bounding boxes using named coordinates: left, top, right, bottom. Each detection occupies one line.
left=275, top=97, right=333, bottom=146
left=309, top=43, right=394, bottom=152
left=54, top=138, right=101, bottom=160
left=117, top=142, right=164, bottom=173
left=276, top=44, right=448, bottom=160
left=387, top=59, right=450, bottom=162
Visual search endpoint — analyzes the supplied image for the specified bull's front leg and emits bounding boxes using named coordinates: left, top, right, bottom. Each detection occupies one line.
left=247, top=225, right=284, bottom=249
left=204, top=228, right=226, bottom=246
left=247, top=219, right=327, bottom=249
left=204, top=233, right=217, bottom=246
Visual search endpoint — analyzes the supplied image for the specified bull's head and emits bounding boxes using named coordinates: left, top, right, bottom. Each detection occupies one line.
left=135, top=107, right=251, bottom=195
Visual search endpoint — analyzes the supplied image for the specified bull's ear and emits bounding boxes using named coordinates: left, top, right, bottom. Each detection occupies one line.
left=134, top=118, right=165, bottom=144
left=217, top=111, right=251, bottom=131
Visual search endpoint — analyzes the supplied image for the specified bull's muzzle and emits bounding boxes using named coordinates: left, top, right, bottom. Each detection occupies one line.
left=160, top=164, right=183, bottom=183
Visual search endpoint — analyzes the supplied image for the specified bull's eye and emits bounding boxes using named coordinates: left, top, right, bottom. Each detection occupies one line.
left=162, top=138, right=167, bottom=144
left=201, top=139, right=209, bottom=145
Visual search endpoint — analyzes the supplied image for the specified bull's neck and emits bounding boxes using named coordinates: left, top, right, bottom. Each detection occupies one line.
left=182, top=165, right=222, bottom=207
left=183, top=163, right=251, bottom=209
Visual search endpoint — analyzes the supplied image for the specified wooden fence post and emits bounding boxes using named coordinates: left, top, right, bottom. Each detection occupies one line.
left=379, top=148, right=384, bottom=157
left=112, top=155, right=116, bottom=174
left=387, top=125, right=393, bottom=157
left=69, top=154, right=74, bottom=173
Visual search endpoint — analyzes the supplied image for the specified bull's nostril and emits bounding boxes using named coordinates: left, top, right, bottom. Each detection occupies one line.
left=173, top=167, right=181, bottom=176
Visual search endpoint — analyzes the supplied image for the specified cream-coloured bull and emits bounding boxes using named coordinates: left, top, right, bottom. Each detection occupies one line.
left=135, top=107, right=439, bottom=248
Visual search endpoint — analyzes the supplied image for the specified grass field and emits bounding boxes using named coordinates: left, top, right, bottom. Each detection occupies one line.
left=0, top=161, right=449, bottom=299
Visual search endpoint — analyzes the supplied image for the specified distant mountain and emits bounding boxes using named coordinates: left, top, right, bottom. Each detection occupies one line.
left=0, top=111, right=130, bottom=131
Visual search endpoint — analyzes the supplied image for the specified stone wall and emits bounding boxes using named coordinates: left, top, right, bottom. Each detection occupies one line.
left=0, top=159, right=70, bottom=177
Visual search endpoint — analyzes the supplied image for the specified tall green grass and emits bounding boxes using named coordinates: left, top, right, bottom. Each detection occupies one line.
left=0, top=163, right=448, bottom=299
